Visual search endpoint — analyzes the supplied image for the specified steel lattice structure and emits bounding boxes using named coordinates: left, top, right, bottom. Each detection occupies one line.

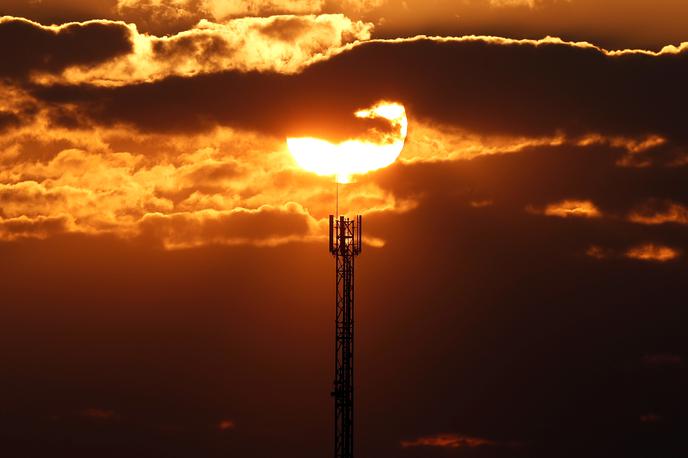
left=329, top=215, right=362, bottom=458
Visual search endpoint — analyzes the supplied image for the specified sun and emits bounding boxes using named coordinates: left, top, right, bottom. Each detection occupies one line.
left=287, top=101, right=408, bottom=183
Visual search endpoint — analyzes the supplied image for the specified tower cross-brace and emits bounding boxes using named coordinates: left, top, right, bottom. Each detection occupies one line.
left=329, top=215, right=362, bottom=458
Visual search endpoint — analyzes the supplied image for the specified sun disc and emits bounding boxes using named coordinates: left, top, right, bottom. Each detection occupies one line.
left=287, top=101, right=407, bottom=183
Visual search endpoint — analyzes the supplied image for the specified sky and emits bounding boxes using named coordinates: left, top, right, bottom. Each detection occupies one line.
left=0, top=1, right=687, bottom=457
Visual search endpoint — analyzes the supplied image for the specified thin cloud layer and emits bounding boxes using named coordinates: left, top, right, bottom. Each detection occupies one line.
left=587, top=243, right=682, bottom=262
left=626, top=243, right=679, bottom=262
left=539, top=199, right=602, bottom=218
left=629, top=200, right=688, bottom=225
left=401, top=433, right=497, bottom=448
left=139, top=204, right=314, bottom=249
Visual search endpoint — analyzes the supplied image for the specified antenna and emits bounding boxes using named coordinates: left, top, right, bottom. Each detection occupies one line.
left=329, top=213, right=361, bottom=458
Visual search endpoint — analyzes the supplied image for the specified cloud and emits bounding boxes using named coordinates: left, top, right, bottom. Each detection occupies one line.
left=470, top=199, right=493, bottom=208
left=401, top=433, right=497, bottom=448
left=43, top=14, right=373, bottom=86
left=114, top=0, right=387, bottom=32
left=333, top=0, right=387, bottom=13
left=0, top=119, right=411, bottom=246
left=587, top=243, right=681, bottom=262
left=0, top=214, right=74, bottom=240
left=32, top=34, right=688, bottom=150
left=6, top=23, right=688, bottom=250
left=488, top=0, right=570, bottom=8
left=530, top=199, right=602, bottom=218
left=0, top=111, right=23, bottom=132
left=576, top=133, right=668, bottom=167
left=400, top=121, right=566, bottom=163
left=625, top=243, right=679, bottom=262
left=0, top=14, right=374, bottom=88
left=489, top=0, right=537, bottom=7
left=629, top=200, right=688, bottom=225
left=116, top=0, right=326, bottom=26
left=138, top=203, right=314, bottom=249
left=586, top=245, right=613, bottom=260
left=0, top=17, right=133, bottom=82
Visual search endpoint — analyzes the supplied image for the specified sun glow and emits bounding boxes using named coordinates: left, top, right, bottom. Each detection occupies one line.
left=287, top=102, right=408, bottom=183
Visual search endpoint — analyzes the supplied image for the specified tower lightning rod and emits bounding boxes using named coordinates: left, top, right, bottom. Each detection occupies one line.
left=329, top=210, right=362, bottom=458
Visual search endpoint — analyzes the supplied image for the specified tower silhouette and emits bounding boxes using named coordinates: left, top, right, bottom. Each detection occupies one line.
left=329, top=214, right=362, bottom=458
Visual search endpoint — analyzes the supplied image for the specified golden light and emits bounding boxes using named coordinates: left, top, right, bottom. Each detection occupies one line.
left=287, top=101, right=408, bottom=183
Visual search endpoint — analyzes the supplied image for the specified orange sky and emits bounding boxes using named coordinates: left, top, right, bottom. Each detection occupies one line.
left=0, top=2, right=687, bottom=457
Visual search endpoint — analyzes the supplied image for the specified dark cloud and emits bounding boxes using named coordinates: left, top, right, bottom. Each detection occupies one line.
left=45, top=104, right=87, bottom=129
left=0, top=17, right=133, bottom=81
left=0, top=110, right=22, bottom=132
left=33, top=37, right=688, bottom=147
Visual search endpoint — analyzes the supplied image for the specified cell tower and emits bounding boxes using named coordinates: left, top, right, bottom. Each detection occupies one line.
left=329, top=214, right=362, bottom=458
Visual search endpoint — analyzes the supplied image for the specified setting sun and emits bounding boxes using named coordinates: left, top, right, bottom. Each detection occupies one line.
left=3, top=3, right=688, bottom=457
left=287, top=101, right=408, bottom=183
